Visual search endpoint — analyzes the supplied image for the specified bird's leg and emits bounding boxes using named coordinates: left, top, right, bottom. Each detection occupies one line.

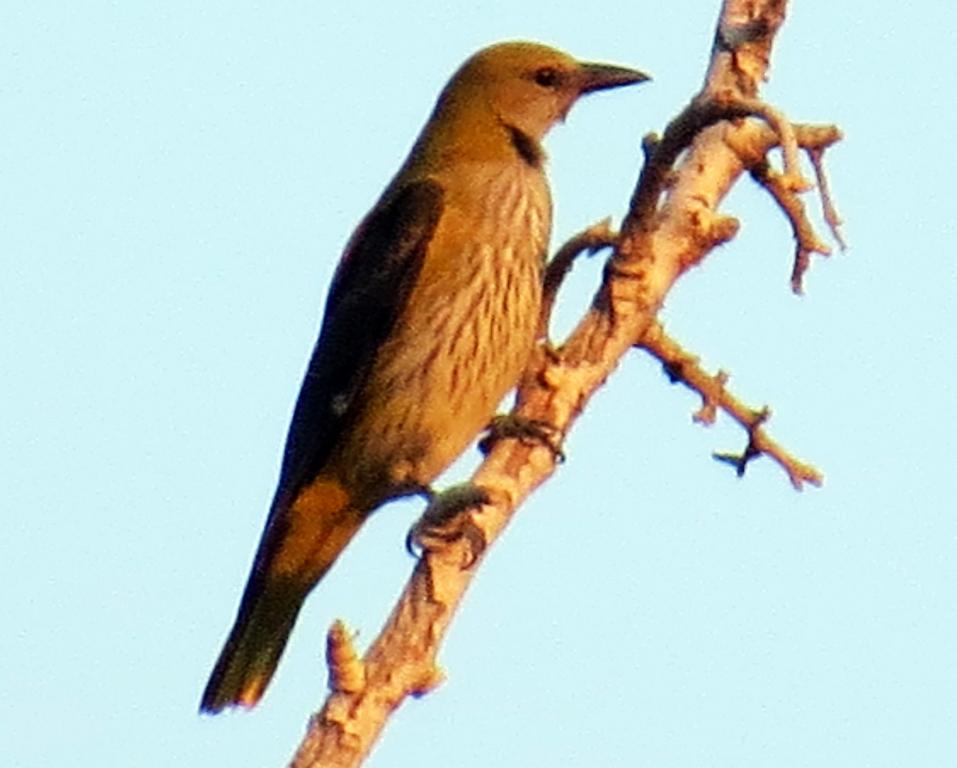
left=478, top=413, right=566, bottom=462
left=406, top=483, right=491, bottom=568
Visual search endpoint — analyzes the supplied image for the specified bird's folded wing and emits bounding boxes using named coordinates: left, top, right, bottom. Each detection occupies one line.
left=274, top=179, right=445, bottom=503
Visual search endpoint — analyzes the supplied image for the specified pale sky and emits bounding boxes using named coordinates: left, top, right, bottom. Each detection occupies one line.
left=3, top=1, right=956, bottom=766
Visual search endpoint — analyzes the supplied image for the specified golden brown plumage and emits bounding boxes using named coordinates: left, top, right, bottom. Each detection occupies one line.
left=200, top=41, right=648, bottom=713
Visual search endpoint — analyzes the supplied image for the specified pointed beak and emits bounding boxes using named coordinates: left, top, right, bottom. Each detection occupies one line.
left=577, top=61, right=651, bottom=94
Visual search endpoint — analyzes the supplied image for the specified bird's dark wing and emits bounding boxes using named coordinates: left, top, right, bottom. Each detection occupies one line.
left=273, top=179, right=444, bottom=501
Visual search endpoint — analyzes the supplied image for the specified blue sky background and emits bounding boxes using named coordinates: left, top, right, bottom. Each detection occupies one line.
left=3, top=1, right=956, bottom=766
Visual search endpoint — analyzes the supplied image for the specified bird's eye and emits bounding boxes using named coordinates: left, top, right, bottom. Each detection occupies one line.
left=533, top=67, right=561, bottom=88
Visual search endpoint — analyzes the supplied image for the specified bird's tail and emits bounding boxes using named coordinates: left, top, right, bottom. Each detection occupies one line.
left=200, top=479, right=364, bottom=713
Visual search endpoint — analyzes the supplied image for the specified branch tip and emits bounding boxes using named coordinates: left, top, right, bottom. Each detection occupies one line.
left=709, top=214, right=740, bottom=246
left=749, top=159, right=832, bottom=293
left=808, top=146, right=846, bottom=250
left=326, top=620, right=366, bottom=695
left=409, top=666, right=446, bottom=698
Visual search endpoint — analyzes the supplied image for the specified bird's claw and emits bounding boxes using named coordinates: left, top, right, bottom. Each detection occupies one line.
left=406, top=483, right=491, bottom=568
left=478, top=414, right=566, bottom=462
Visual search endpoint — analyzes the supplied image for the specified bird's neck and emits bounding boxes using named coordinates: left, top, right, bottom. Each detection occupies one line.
left=405, top=91, right=546, bottom=172
left=502, top=124, right=545, bottom=168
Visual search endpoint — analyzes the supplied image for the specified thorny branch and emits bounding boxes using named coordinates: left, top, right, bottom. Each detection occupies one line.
left=289, top=1, right=844, bottom=766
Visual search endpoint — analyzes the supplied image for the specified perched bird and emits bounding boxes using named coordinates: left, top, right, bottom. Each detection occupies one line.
left=201, top=41, right=648, bottom=713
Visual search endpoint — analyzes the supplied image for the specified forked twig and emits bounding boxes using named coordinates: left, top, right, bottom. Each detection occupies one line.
left=640, top=321, right=823, bottom=490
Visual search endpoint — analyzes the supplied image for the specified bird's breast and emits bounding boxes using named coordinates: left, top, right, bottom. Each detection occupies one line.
left=337, top=162, right=551, bottom=501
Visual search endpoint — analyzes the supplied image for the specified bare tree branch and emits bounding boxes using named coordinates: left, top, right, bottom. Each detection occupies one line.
left=289, top=1, right=843, bottom=765
left=639, top=320, right=823, bottom=489
left=539, top=218, right=617, bottom=340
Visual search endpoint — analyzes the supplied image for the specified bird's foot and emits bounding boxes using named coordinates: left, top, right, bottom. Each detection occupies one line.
left=406, top=483, right=491, bottom=568
left=478, top=413, right=565, bottom=462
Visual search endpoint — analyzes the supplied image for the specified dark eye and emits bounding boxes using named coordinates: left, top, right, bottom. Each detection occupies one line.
left=533, top=67, right=561, bottom=88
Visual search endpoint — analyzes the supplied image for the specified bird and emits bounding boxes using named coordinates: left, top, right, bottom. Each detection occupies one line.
left=200, top=40, right=648, bottom=713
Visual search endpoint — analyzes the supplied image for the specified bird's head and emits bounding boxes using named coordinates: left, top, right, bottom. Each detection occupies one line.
left=449, top=41, right=650, bottom=142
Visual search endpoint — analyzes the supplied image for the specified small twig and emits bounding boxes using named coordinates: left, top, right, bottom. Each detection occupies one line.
left=716, top=121, right=842, bottom=291
left=326, top=620, right=366, bottom=694
left=750, top=159, right=831, bottom=294
left=712, top=404, right=769, bottom=477
left=639, top=321, right=823, bottom=490
left=539, top=219, right=617, bottom=338
left=808, top=146, right=846, bottom=249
